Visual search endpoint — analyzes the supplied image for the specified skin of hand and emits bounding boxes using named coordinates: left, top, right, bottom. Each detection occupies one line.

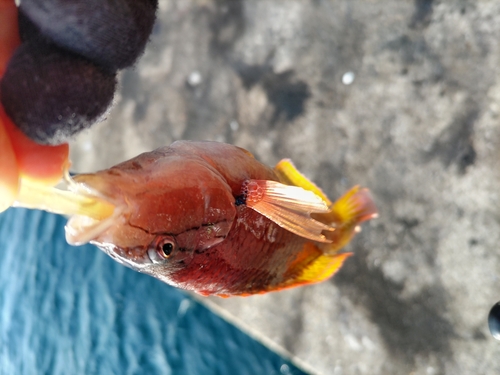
left=0, top=0, right=69, bottom=212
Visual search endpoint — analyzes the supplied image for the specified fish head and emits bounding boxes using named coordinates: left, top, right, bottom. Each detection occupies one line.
left=66, top=147, right=236, bottom=277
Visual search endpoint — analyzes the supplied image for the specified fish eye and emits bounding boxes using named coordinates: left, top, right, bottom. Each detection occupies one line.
left=147, top=237, right=176, bottom=264
left=160, top=242, right=174, bottom=258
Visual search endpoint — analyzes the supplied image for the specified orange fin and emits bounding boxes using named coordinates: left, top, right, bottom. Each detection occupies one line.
left=242, top=180, right=333, bottom=243
left=274, top=159, right=332, bottom=206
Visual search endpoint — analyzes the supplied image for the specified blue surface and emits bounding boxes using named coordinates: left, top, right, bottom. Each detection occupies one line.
left=0, top=209, right=307, bottom=375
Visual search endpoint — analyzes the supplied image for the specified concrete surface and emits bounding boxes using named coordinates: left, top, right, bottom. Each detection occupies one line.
left=70, top=1, right=500, bottom=374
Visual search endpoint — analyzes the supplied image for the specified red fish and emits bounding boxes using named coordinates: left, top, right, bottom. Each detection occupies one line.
left=66, top=141, right=377, bottom=297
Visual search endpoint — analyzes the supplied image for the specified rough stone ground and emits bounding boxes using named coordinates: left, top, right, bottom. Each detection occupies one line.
left=70, top=1, right=500, bottom=374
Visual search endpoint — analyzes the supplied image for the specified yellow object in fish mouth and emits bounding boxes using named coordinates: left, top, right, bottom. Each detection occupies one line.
left=13, top=172, right=115, bottom=221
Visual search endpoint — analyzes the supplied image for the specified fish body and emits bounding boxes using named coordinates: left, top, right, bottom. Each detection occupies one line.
left=67, top=141, right=377, bottom=297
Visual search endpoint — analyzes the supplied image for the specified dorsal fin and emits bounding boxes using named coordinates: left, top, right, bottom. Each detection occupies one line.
left=242, top=180, right=333, bottom=243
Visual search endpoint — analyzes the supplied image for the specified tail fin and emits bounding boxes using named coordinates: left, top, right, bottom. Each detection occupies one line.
left=330, top=185, right=378, bottom=225
left=318, top=186, right=378, bottom=253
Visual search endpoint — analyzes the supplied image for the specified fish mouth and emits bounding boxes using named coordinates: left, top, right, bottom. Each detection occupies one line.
left=65, top=204, right=125, bottom=246
left=64, top=173, right=128, bottom=246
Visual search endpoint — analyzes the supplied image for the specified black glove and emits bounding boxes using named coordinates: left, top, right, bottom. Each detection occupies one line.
left=0, top=0, right=158, bottom=145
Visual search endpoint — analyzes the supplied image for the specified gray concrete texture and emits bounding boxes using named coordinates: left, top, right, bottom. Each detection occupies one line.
left=69, top=1, right=500, bottom=374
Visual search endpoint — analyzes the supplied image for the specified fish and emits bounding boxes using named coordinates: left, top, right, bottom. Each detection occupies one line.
left=65, top=141, right=378, bottom=297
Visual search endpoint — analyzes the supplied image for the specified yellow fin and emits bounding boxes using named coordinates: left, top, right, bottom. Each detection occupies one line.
left=328, top=185, right=378, bottom=225
left=317, top=186, right=378, bottom=253
left=290, top=252, right=352, bottom=285
left=274, top=243, right=352, bottom=291
left=242, top=180, right=333, bottom=243
left=274, top=159, right=332, bottom=206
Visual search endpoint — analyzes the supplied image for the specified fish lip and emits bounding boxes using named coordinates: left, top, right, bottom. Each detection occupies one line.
left=92, top=241, right=152, bottom=270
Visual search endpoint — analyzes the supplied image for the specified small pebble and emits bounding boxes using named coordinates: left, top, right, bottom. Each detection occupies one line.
left=187, top=71, right=202, bottom=87
left=229, top=120, right=239, bottom=131
left=342, top=71, right=355, bottom=85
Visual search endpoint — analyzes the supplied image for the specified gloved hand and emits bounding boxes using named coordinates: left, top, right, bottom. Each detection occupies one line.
left=0, top=0, right=157, bottom=211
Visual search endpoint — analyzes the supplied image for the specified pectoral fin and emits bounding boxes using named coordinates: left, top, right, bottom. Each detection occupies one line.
left=242, top=180, right=333, bottom=243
